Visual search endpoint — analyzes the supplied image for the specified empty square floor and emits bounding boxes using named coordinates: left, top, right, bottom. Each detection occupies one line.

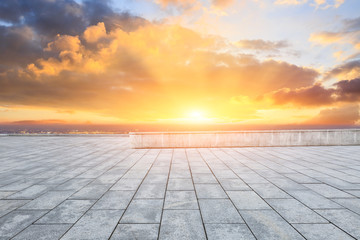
left=1, top=136, right=360, bottom=239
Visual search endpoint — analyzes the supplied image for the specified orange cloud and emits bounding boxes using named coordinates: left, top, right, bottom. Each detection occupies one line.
left=266, top=77, right=360, bottom=107
left=155, top=0, right=197, bottom=9
left=275, top=0, right=345, bottom=8
left=305, top=104, right=359, bottom=125
left=235, top=39, right=289, bottom=51
left=0, top=20, right=320, bottom=122
left=212, top=0, right=235, bottom=8
left=83, top=22, right=107, bottom=43
left=269, top=84, right=336, bottom=106
left=309, top=31, right=343, bottom=44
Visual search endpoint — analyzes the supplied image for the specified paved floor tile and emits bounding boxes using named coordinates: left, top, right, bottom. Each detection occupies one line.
left=111, top=178, right=143, bottom=191
left=249, top=183, right=290, bottom=198
left=92, top=190, right=134, bottom=210
left=195, top=184, right=227, bottom=198
left=293, top=223, right=354, bottom=240
left=110, top=224, right=159, bottom=240
left=316, top=209, right=360, bottom=239
left=61, top=210, right=123, bottom=240
left=36, top=200, right=94, bottom=224
left=121, top=199, right=163, bottom=223
left=135, top=184, right=166, bottom=199
left=205, top=224, right=255, bottom=240
left=159, top=210, right=206, bottom=240
left=241, top=210, right=305, bottom=240
left=288, top=190, right=342, bottom=209
left=55, top=178, right=93, bottom=191
left=12, top=224, right=71, bottom=240
left=1, top=137, right=360, bottom=239
left=228, top=191, right=270, bottom=210
left=192, top=173, right=217, bottom=183
left=0, top=210, right=46, bottom=239
left=164, top=191, right=198, bottom=209
left=20, top=191, right=73, bottom=210
left=0, top=200, right=29, bottom=218
left=6, top=185, right=50, bottom=200
left=199, top=199, right=243, bottom=223
left=218, top=178, right=250, bottom=191
left=0, top=192, right=15, bottom=199
left=332, top=198, right=360, bottom=214
left=167, top=179, right=194, bottom=190
left=266, top=198, right=328, bottom=223
left=303, top=184, right=354, bottom=198
left=69, top=184, right=110, bottom=200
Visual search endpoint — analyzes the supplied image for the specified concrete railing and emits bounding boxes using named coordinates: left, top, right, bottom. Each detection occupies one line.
left=130, top=129, right=360, bottom=148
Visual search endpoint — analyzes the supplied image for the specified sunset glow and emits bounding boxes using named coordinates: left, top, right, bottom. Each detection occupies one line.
left=0, top=0, right=360, bottom=130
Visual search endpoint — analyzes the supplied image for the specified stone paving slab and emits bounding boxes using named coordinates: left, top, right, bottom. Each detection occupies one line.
left=0, top=136, right=360, bottom=239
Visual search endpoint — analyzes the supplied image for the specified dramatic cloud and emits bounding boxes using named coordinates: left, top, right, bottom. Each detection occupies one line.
left=270, top=84, right=336, bottom=106
left=309, top=31, right=343, bottom=44
left=268, top=77, right=360, bottom=107
left=306, top=104, right=359, bottom=125
left=0, top=0, right=357, bottom=125
left=309, top=16, right=360, bottom=60
left=335, top=78, right=360, bottom=101
left=275, top=0, right=308, bottom=5
left=325, top=60, right=360, bottom=80
left=275, top=0, right=345, bottom=8
left=212, top=0, right=235, bottom=8
left=154, top=0, right=234, bottom=10
left=0, top=0, right=147, bottom=68
left=0, top=14, right=319, bottom=121
left=235, top=39, right=289, bottom=51
left=154, top=0, right=197, bottom=9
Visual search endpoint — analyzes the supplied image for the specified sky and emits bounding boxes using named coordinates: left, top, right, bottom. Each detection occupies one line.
left=0, top=0, right=360, bottom=127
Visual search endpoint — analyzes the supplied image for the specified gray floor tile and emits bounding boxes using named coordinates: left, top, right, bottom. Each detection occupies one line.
left=12, top=224, right=71, bottom=240
left=249, top=183, right=290, bottom=198
left=164, top=191, right=198, bottom=209
left=218, top=178, right=250, bottom=191
left=159, top=210, right=206, bottom=240
left=6, top=185, right=50, bottom=200
left=135, top=184, right=166, bottom=199
left=316, top=209, right=360, bottom=239
left=111, top=224, right=159, bottom=240
left=20, top=191, right=73, bottom=209
left=0, top=210, right=46, bottom=239
left=293, top=223, right=354, bottom=240
left=92, top=191, right=134, bottom=210
left=228, top=191, right=270, bottom=210
left=192, top=173, right=217, bottom=183
left=199, top=199, right=243, bottom=223
left=36, top=200, right=94, bottom=224
left=111, top=178, right=143, bottom=191
left=69, top=184, right=110, bottom=200
left=61, top=210, right=123, bottom=240
left=195, top=184, right=227, bottom=198
left=241, top=210, right=305, bottom=240
left=332, top=198, right=360, bottom=214
left=1, top=137, right=360, bottom=240
left=304, top=184, right=354, bottom=198
left=167, top=179, right=194, bottom=190
left=205, top=224, right=255, bottom=240
left=121, top=199, right=163, bottom=223
left=0, top=192, right=15, bottom=199
left=288, top=190, right=342, bottom=209
left=55, top=178, right=93, bottom=191
left=266, top=198, right=328, bottom=223
left=0, top=200, right=30, bottom=218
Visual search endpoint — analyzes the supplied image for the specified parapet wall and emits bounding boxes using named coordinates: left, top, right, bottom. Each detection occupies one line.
left=130, top=129, right=360, bottom=148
